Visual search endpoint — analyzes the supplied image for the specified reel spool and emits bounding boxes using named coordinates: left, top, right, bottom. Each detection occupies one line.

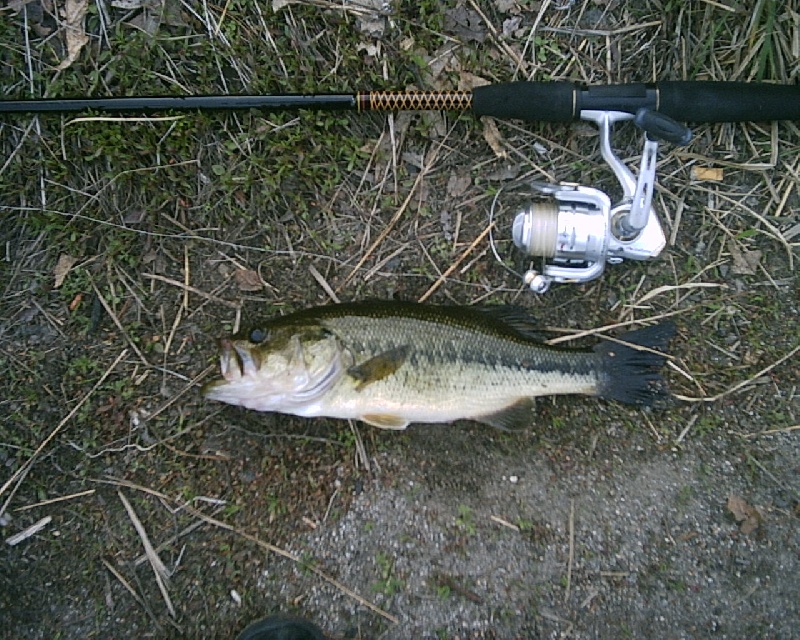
left=508, top=109, right=692, bottom=293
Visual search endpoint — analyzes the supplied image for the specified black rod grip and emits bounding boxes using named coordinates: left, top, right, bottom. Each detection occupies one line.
left=655, top=81, right=800, bottom=122
left=472, top=82, right=577, bottom=122
left=472, top=80, right=800, bottom=124
left=471, top=81, right=661, bottom=122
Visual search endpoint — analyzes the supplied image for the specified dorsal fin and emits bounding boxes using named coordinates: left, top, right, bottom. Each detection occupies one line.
left=475, top=305, right=549, bottom=342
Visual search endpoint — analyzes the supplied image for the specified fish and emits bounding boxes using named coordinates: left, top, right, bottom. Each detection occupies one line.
left=202, top=300, right=675, bottom=430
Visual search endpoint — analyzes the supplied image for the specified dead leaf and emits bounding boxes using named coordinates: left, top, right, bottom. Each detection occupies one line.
left=485, top=164, right=521, bottom=181
left=233, top=269, right=263, bottom=292
left=502, top=16, right=522, bottom=38
left=111, top=0, right=151, bottom=7
left=402, top=151, right=425, bottom=170
left=123, top=209, right=147, bottom=225
left=416, top=180, right=431, bottom=205
left=481, top=117, right=507, bottom=159
left=161, top=0, right=188, bottom=27
left=8, top=0, right=35, bottom=12
left=458, top=71, right=490, bottom=90
left=440, top=210, right=453, bottom=241
left=727, top=495, right=762, bottom=535
left=352, top=0, right=388, bottom=38
left=56, top=0, right=89, bottom=71
left=128, top=10, right=160, bottom=36
left=493, top=0, right=519, bottom=13
left=691, top=167, right=724, bottom=181
left=54, top=254, right=78, bottom=288
left=357, top=41, right=381, bottom=57
left=727, top=495, right=750, bottom=521
left=444, top=7, right=486, bottom=43
left=784, top=222, right=800, bottom=241
left=421, top=111, right=447, bottom=139
left=728, top=243, right=762, bottom=275
left=356, top=14, right=386, bottom=38
left=446, top=172, right=472, bottom=198
left=10, top=0, right=54, bottom=36
left=428, top=43, right=459, bottom=80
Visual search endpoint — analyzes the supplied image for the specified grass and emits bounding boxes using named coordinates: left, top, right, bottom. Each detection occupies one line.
left=455, top=503, right=477, bottom=536
left=373, top=551, right=404, bottom=598
left=1, top=1, right=798, bottom=638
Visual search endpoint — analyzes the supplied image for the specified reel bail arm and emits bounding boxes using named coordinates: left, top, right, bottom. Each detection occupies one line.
left=512, top=109, right=692, bottom=293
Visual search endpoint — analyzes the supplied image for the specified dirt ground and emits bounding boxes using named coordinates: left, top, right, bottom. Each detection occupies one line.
left=1, top=1, right=798, bottom=639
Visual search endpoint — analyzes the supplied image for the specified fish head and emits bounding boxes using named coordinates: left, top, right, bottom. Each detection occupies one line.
left=201, top=323, right=346, bottom=412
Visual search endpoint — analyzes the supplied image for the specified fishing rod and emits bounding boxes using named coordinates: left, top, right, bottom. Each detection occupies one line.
left=4, top=81, right=799, bottom=292
left=2, top=81, right=798, bottom=122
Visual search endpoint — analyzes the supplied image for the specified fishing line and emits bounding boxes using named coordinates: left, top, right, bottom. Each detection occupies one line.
left=487, top=182, right=536, bottom=283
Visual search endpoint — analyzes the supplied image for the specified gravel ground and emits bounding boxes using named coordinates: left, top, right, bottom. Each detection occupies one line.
left=271, top=421, right=800, bottom=639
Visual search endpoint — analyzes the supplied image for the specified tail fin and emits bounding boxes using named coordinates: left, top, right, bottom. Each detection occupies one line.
left=594, top=322, right=675, bottom=406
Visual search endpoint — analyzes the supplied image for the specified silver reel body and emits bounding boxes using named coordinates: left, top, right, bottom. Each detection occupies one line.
left=511, top=109, right=690, bottom=293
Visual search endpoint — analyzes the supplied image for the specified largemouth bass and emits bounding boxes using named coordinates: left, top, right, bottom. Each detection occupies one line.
left=202, top=301, right=674, bottom=430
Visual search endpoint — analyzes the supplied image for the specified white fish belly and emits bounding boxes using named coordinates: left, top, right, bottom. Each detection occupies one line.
left=306, top=360, right=599, bottom=424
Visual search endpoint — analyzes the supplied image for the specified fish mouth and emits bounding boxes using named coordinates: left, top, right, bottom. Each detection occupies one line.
left=201, top=339, right=263, bottom=400
left=218, top=338, right=261, bottom=380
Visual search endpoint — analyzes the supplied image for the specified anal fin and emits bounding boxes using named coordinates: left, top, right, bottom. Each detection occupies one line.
left=361, top=413, right=410, bottom=430
left=475, top=398, right=536, bottom=431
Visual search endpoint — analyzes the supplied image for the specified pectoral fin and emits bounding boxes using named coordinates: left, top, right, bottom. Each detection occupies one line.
left=360, top=413, right=410, bottom=430
left=475, top=398, right=536, bottom=431
left=347, top=346, right=409, bottom=391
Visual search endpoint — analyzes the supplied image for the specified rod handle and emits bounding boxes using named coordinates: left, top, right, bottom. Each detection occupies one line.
left=472, top=82, right=577, bottom=122
left=657, top=81, right=800, bottom=122
left=471, top=81, right=800, bottom=123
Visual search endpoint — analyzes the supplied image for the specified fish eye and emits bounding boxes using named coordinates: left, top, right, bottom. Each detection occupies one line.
left=249, top=328, right=268, bottom=343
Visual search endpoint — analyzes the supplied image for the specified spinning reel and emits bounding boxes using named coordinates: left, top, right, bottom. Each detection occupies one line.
left=509, top=109, right=692, bottom=293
